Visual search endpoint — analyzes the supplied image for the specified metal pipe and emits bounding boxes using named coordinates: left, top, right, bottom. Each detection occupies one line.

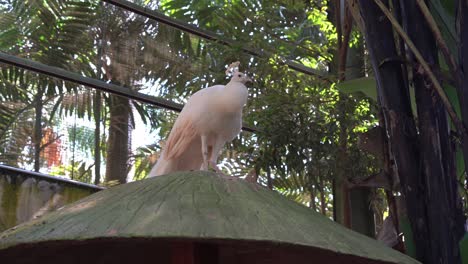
left=101, top=0, right=329, bottom=80
left=0, top=52, right=183, bottom=111
left=0, top=52, right=258, bottom=132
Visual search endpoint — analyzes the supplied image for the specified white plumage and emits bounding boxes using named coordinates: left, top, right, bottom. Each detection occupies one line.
left=149, top=62, right=251, bottom=177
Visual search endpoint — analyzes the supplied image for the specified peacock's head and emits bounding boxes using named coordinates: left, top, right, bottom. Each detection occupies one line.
left=231, top=71, right=252, bottom=84
left=226, top=61, right=252, bottom=84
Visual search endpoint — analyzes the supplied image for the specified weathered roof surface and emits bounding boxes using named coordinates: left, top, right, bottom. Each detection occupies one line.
left=0, top=171, right=419, bottom=264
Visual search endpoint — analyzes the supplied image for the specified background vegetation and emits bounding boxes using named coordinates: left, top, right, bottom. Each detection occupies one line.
left=0, top=0, right=466, bottom=263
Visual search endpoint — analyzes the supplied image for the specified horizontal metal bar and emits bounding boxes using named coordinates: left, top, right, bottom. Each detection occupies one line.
left=103, top=0, right=226, bottom=45
left=0, top=52, right=258, bottom=132
left=0, top=52, right=183, bottom=111
left=0, top=164, right=104, bottom=191
left=101, top=0, right=329, bottom=80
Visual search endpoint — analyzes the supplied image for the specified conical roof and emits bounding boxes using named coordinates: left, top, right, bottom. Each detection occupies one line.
left=0, top=171, right=419, bottom=264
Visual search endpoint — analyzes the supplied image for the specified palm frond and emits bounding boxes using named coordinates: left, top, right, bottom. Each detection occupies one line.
left=0, top=101, right=35, bottom=165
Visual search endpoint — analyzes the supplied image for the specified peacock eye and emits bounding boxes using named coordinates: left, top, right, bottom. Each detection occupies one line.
left=238, top=74, right=242, bottom=77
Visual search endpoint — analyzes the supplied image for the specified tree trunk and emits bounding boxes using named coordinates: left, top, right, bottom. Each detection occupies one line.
left=328, top=0, right=351, bottom=229
left=460, top=0, right=468, bottom=191
left=402, top=1, right=465, bottom=263
left=33, top=85, right=44, bottom=172
left=417, top=56, right=465, bottom=259
left=319, top=176, right=327, bottom=215
left=379, top=108, right=402, bottom=250
left=334, top=121, right=351, bottom=227
left=347, top=32, right=375, bottom=237
left=357, top=0, right=429, bottom=261
left=309, top=181, right=317, bottom=211
left=94, top=91, right=102, bottom=185
left=266, top=167, right=273, bottom=189
left=105, top=94, right=131, bottom=184
left=94, top=24, right=104, bottom=185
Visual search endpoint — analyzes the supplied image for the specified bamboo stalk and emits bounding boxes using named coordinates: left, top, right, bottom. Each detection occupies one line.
left=373, top=0, right=465, bottom=135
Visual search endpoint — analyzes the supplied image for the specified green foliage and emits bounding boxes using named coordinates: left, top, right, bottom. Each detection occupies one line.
left=0, top=0, right=380, bottom=216
left=428, top=0, right=456, bottom=56
left=336, top=77, right=377, bottom=100
left=131, top=143, right=160, bottom=181
left=0, top=102, right=35, bottom=166
left=0, top=0, right=98, bottom=177
left=48, top=161, right=94, bottom=183
left=124, top=0, right=380, bottom=211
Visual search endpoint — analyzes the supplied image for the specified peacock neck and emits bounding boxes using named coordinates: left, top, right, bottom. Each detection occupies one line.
left=221, top=81, right=248, bottom=112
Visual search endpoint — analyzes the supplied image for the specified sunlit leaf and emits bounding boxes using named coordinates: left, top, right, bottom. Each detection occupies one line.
left=336, top=77, right=377, bottom=100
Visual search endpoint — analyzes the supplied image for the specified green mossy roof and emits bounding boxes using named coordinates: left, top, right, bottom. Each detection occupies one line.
left=0, top=171, right=419, bottom=264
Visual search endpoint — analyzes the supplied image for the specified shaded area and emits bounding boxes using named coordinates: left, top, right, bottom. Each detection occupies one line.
left=0, top=238, right=397, bottom=264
